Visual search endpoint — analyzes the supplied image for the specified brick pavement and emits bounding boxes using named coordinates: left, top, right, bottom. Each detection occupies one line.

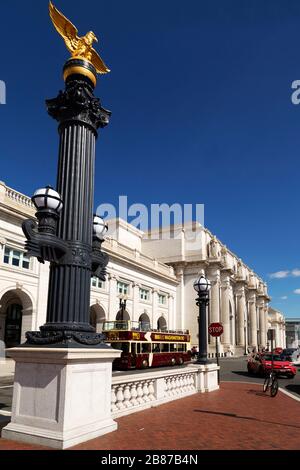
left=0, top=382, right=299, bottom=450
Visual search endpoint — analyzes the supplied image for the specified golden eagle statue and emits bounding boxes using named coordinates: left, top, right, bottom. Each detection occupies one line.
left=49, top=1, right=110, bottom=75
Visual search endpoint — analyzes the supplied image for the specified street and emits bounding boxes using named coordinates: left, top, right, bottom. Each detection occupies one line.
left=0, top=357, right=299, bottom=418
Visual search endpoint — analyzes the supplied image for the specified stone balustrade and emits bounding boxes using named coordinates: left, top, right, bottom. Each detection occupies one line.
left=5, top=187, right=34, bottom=208
left=111, top=365, right=218, bottom=418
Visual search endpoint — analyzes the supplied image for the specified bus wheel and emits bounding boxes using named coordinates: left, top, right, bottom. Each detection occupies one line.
left=141, top=360, right=149, bottom=369
left=178, top=357, right=184, bottom=366
left=171, top=358, right=176, bottom=366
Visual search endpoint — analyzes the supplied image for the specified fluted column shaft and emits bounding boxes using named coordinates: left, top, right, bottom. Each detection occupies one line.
left=46, top=123, right=95, bottom=324
left=236, top=287, right=246, bottom=346
left=249, top=295, right=257, bottom=348
left=209, top=271, right=220, bottom=323
left=259, top=303, right=266, bottom=347
left=221, top=277, right=231, bottom=345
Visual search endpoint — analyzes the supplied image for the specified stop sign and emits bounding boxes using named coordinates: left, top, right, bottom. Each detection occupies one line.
left=208, top=323, right=223, bottom=337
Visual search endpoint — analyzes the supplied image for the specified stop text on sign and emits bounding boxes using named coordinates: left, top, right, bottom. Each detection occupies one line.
left=208, top=323, right=223, bottom=337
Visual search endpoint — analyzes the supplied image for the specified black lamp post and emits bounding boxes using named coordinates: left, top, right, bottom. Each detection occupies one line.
left=22, top=58, right=110, bottom=348
left=119, top=295, right=128, bottom=322
left=193, top=275, right=212, bottom=364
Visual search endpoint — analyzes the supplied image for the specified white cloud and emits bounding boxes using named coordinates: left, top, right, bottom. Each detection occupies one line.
left=294, top=289, right=300, bottom=295
left=280, top=296, right=288, bottom=300
left=270, top=271, right=290, bottom=279
left=292, top=269, right=300, bottom=277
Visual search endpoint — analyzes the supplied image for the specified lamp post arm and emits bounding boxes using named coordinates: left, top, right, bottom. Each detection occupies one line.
left=91, top=238, right=109, bottom=281
left=22, top=218, right=69, bottom=264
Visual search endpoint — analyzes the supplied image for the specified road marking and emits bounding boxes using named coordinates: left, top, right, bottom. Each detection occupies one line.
left=278, top=387, right=300, bottom=403
left=0, top=386, right=13, bottom=389
left=223, top=380, right=300, bottom=402
left=0, top=410, right=11, bottom=417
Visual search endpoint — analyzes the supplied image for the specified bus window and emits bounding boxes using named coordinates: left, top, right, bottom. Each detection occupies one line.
left=162, top=344, right=169, bottom=352
left=137, top=343, right=141, bottom=354
left=152, top=344, right=160, bottom=353
left=177, top=344, right=185, bottom=352
left=142, top=343, right=151, bottom=353
left=170, top=344, right=178, bottom=352
left=131, top=343, right=137, bottom=355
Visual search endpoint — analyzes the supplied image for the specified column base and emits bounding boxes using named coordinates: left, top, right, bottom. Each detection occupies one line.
left=1, top=347, right=121, bottom=449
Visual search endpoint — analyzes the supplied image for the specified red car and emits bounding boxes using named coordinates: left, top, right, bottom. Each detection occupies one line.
left=247, top=353, right=297, bottom=378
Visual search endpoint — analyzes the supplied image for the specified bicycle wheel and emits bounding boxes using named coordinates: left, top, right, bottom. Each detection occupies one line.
left=263, top=376, right=270, bottom=393
left=270, top=378, right=279, bottom=397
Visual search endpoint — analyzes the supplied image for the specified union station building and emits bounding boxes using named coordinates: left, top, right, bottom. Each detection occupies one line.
left=0, top=181, right=286, bottom=358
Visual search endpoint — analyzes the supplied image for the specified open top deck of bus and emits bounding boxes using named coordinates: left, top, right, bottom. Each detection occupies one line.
left=102, top=321, right=189, bottom=336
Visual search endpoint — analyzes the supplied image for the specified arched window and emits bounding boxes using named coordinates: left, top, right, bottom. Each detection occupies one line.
left=139, top=313, right=151, bottom=331
left=157, top=316, right=167, bottom=331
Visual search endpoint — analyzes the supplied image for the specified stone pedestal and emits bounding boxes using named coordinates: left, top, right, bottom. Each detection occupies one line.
left=194, top=363, right=220, bottom=393
left=2, top=347, right=121, bottom=449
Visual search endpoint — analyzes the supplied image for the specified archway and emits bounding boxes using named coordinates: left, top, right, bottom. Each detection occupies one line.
left=139, top=313, right=151, bottom=331
left=90, top=304, right=106, bottom=333
left=0, top=289, right=33, bottom=347
left=116, top=309, right=130, bottom=322
left=157, top=316, right=167, bottom=332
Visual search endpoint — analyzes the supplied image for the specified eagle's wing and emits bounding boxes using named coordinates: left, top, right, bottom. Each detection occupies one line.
left=49, top=1, right=79, bottom=54
left=90, top=48, right=111, bottom=74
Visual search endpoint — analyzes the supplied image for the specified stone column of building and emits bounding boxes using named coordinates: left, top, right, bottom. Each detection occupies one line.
left=248, top=290, right=258, bottom=349
left=235, top=283, right=246, bottom=347
left=168, top=294, right=175, bottom=330
left=108, top=274, right=117, bottom=320
left=152, top=288, right=158, bottom=329
left=220, top=273, right=231, bottom=349
left=132, top=282, right=141, bottom=322
left=258, top=300, right=267, bottom=348
left=208, top=267, right=221, bottom=324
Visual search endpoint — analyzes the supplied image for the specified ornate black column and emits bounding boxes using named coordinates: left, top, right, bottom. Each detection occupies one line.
left=23, top=59, right=110, bottom=348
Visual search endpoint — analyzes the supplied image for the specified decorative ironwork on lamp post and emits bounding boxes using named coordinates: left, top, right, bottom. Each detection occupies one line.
left=193, top=275, right=212, bottom=364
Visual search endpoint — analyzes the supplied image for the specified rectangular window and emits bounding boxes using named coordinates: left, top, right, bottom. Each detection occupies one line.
left=158, top=294, right=167, bottom=305
left=118, top=281, right=129, bottom=295
left=142, top=343, right=151, bottom=353
left=91, top=276, right=104, bottom=289
left=3, top=247, right=31, bottom=270
left=140, top=288, right=150, bottom=301
left=152, top=343, right=161, bottom=353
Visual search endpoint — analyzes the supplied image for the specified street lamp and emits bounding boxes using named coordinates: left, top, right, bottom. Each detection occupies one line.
left=21, top=41, right=111, bottom=347
left=119, top=294, right=128, bottom=322
left=193, top=275, right=212, bottom=364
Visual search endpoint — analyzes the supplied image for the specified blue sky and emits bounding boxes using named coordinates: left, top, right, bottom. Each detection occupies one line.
left=0, top=0, right=299, bottom=317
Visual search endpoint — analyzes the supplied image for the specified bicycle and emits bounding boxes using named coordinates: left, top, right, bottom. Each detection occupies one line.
left=263, top=369, right=279, bottom=397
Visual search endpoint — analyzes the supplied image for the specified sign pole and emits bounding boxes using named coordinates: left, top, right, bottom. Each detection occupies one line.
left=216, top=336, right=220, bottom=384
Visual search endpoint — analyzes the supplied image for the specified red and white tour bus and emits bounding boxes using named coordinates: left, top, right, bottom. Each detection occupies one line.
left=102, top=321, right=192, bottom=370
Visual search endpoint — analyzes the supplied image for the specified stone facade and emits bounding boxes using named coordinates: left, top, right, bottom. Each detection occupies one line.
left=0, top=182, right=285, bottom=357
left=267, top=307, right=286, bottom=349
left=142, top=223, right=276, bottom=357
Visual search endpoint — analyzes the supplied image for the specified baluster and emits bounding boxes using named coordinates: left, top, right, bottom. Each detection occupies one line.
left=123, top=384, right=133, bottom=408
left=175, top=376, right=181, bottom=394
left=111, top=385, right=118, bottom=413
left=136, top=381, right=144, bottom=404
left=142, top=381, right=150, bottom=402
left=116, top=385, right=126, bottom=410
left=190, top=374, right=196, bottom=391
left=130, top=383, right=139, bottom=407
left=148, top=380, right=155, bottom=401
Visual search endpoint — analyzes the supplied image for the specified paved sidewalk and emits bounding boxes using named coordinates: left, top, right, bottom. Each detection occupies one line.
left=0, top=382, right=299, bottom=450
